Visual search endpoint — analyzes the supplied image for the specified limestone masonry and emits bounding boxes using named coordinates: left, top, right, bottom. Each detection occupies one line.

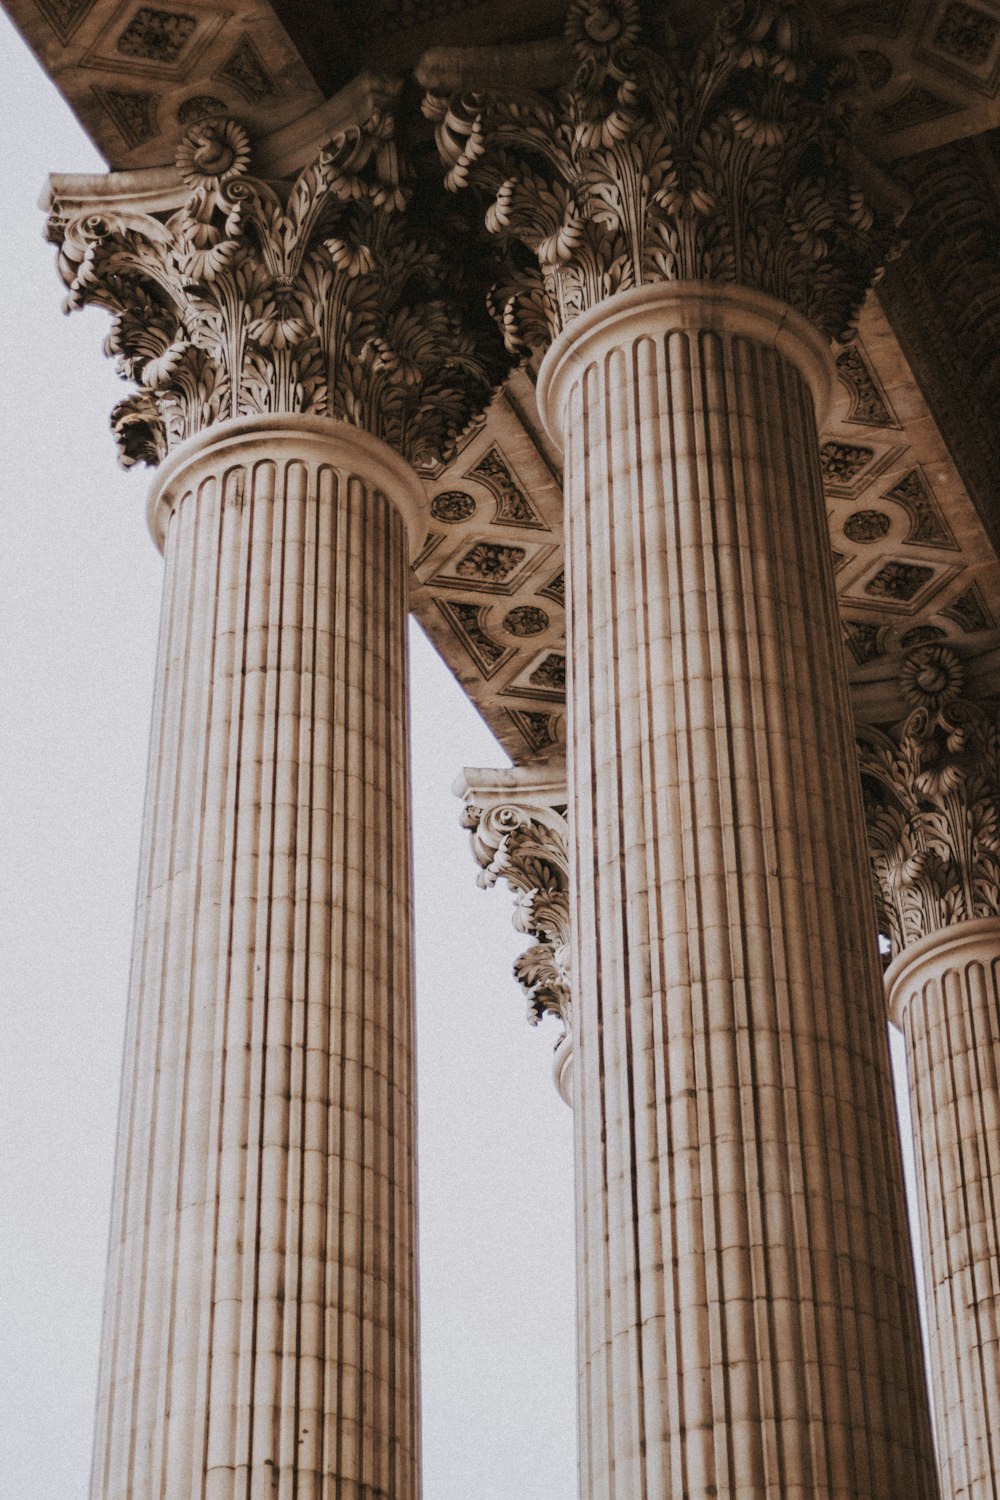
left=10, top=0, right=1000, bottom=1495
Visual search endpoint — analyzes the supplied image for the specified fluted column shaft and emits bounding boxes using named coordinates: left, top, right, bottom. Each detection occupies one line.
left=888, top=918, right=1000, bottom=1500
left=91, top=415, right=421, bottom=1500
left=537, top=284, right=938, bottom=1500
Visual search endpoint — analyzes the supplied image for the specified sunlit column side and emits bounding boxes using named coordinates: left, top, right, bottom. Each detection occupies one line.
left=861, top=645, right=1000, bottom=1500
left=455, top=764, right=572, bottom=1104
left=425, top=1, right=938, bottom=1493
left=46, top=109, right=507, bottom=1500
left=537, top=282, right=937, bottom=1500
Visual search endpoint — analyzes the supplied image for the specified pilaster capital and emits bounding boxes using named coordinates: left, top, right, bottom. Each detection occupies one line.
left=422, top=0, right=899, bottom=354
left=455, top=764, right=572, bottom=1104
left=47, top=108, right=509, bottom=471
left=859, top=644, right=1000, bottom=958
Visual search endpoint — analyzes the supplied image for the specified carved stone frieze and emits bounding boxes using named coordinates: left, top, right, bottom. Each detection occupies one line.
left=408, top=396, right=567, bottom=758
left=835, top=342, right=897, bottom=426
left=932, top=2, right=1000, bottom=69
left=456, top=765, right=572, bottom=1103
left=864, top=559, right=936, bottom=601
left=505, top=708, right=562, bottom=753
left=116, top=8, right=196, bottom=65
left=93, top=85, right=160, bottom=146
left=528, top=652, right=565, bottom=691
left=503, top=604, right=548, bottom=636
left=47, top=112, right=510, bottom=469
left=872, top=83, right=964, bottom=134
left=455, top=541, right=525, bottom=581
left=435, top=599, right=514, bottom=676
left=539, top=569, right=564, bottom=605
left=176, top=94, right=226, bottom=125
left=844, top=508, right=891, bottom=542
left=942, top=581, right=995, bottom=631
left=35, top=0, right=97, bottom=45
left=859, top=644, right=1000, bottom=955
left=882, top=467, right=957, bottom=548
left=430, top=489, right=477, bottom=522
left=469, top=444, right=545, bottom=526
left=844, top=618, right=887, bottom=664
left=820, top=440, right=877, bottom=486
left=424, top=0, right=898, bottom=351
left=215, top=34, right=276, bottom=103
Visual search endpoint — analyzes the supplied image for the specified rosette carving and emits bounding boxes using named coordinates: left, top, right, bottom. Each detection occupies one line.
left=423, top=0, right=898, bottom=351
left=48, top=114, right=509, bottom=468
left=859, top=645, right=1000, bottom=955
left=458, top=780, right=572, bottom=1101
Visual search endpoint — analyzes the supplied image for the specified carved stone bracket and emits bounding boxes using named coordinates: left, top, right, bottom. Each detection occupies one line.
left=455, top=763, right=572, bottom=1104
left=422, top=0, right=900, bottom=355
left=47, top=107, right=510, bottom=470
left=859, top=643, right=1000, bottom=957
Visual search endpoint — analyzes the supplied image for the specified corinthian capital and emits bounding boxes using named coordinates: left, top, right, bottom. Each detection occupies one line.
left=422, top=0, right=897, bottom=352
left=859, top=645, right=1000, bottom=957
left=47, top=111, right=509, bottom=470
left=455, top=765, right=572, bottom=1103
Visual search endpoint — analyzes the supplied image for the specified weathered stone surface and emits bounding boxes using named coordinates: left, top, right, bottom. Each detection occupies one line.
left=90, top=416, right=424, bottom=1500
left=425, top=0, right=898, bottom=350
left=456, top=763, right=572, bottom=1103
left=886, top=920, right=1000, bottom=1500
left=860, top=644, right=1000, bottom=955
left=48, top=112, right=509, bottom=470
left=538, top=280, right=938, bottom=1498
left=861, top=647, right=1000, bottom=1499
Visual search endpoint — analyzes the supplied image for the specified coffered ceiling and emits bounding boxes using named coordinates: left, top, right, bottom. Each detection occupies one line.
left=8, top=0, right=1000, bottom=170
left=412, top=288, right=1000, bottom=760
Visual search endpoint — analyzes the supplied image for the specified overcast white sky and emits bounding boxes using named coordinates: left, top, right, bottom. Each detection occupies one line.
left=0, top=14, right=933, bottom=1499
left=0, top=15, right=577, bottom=1499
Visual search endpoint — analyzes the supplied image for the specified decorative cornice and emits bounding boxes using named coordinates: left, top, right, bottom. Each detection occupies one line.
left=859, top=644, right=1000, bottom=956
left=47, top=112, right=510, bottom=470
left=423, top=0, right=898, bottom=354
left=455, top=765, right=572, bottom=1103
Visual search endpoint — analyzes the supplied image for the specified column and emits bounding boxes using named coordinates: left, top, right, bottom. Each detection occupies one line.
left=47, top=111, right=506, bottom=1500
left=861, top=644, right=1000, bottom=1500
left=455, top=764, right=572, bottom=1104
left=426, top=2, right=939, bottom=1494
left=102, top=416, right=422, bottom=1500
left=546, top=279, right=935, bottom=1500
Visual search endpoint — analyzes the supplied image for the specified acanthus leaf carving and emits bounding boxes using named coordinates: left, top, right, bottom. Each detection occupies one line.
left=48, top=113, right=511, bottom=469
left=424, top=0, right=899, bottom=352
left=457, top=773, right=572, bottom=1103
left=859, top=644, right=1000, bottom=955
